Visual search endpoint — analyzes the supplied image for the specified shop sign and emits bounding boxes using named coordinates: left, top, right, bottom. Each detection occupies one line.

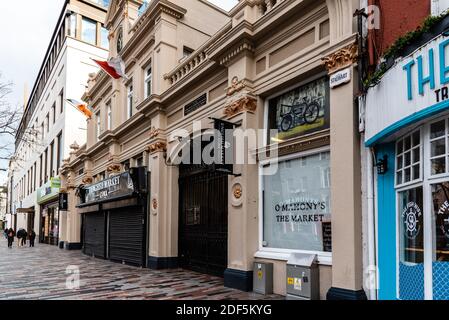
left=329, top=68, right=351, bottom=88
left=365, top=35, right=449, bottom=146
left=402, top=202, right=422, bottom=240
left=213, top=118, right=234, bottom=175
left=82, top=172, right=135, bottom=205
left=268, top=77, right=329, bottom=142
left=37, top=177, right=61, bottom=204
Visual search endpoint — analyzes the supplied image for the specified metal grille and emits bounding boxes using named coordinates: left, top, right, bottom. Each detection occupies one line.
left=399, top=262, right=424, bottom=300
left=433, top=261, right=449, bottom=300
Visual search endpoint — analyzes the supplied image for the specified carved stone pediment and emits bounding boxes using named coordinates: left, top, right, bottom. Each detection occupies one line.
left=224, top=96, right=257, bottom=118
left=322, top=43, right=358, bottom=74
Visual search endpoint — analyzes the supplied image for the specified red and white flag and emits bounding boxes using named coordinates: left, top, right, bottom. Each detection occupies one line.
left=92, top=56, right=127, bottom=80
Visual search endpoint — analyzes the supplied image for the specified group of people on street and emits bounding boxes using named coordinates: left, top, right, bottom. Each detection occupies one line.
left=3, top=228, right=36, bottom=248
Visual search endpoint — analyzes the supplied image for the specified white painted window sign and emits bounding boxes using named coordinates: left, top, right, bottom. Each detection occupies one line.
left=329, top=68, right=351, bottom=88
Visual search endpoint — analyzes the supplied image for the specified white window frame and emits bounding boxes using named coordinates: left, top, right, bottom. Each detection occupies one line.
left=144, top=66, right=152, bottom=98
left=257, top=145, right=332, bottom=265
left=394, top=113, right=449, bottom=300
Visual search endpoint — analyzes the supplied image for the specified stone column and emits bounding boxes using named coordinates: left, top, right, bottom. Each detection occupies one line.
left=323, top=43, right=367, bottom=300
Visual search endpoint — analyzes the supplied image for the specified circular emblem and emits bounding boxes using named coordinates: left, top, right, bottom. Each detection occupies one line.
left=402, top=202, right=422, bottom=240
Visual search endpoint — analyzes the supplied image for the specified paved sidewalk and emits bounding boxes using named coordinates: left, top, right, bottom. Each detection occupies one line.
left=0, top=240, right=282, bottom=300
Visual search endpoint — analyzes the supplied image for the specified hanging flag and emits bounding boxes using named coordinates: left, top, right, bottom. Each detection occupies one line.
left=67, top=99, right=92, bottom=118
left=91, top=56, right=127, bottom=80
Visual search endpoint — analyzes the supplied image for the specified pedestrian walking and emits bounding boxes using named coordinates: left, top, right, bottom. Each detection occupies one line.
left=21, top=230, right=27, bottom=247
left=7, top=228, right=15, bottom=248
left=17, top=229, right=24, bottom=247
left=29, top=229, right=36, bottom=248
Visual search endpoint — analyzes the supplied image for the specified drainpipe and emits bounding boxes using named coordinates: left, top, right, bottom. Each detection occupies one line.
left=367, top=147, right=378, bottom=300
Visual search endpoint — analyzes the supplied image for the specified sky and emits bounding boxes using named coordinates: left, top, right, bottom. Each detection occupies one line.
left=0, top=0, right=238, bottom=185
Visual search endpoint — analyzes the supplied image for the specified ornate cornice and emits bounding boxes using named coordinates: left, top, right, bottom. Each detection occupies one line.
left=224, top=96, right=257, bottom=118
left=322, top=42, right=358, bottom=74
left=219, top=40, right=255, bottom=66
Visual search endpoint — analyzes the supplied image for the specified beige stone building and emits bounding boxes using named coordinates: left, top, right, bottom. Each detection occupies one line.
left=61, top=0, right=366, bottom=300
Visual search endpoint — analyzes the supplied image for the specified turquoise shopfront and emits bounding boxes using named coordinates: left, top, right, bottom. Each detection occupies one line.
left=365, top=31, right=449, bottom=300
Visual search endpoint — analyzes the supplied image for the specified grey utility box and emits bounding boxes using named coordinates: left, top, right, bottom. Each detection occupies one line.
left=286, top=253, right=319, bottom=300
left=253, top=262, right=273, bottom=295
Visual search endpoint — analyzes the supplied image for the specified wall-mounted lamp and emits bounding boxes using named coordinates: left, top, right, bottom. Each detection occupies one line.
left=376, top=155, right=388, bottom=175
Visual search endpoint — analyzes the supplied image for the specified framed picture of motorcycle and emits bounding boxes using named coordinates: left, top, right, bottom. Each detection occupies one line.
left=267, top=76, right=330, bottom=142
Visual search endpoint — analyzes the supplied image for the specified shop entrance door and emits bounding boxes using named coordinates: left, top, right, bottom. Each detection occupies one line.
left=40, top=205, right=59, bottom=245
left=178, top=167, right=228, bottom=277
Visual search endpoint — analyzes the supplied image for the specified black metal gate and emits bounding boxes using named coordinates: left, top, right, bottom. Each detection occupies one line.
left=82, top=212, right=106, bottom=258
left=179, top=166, right=228, bottom=277
left=108, top=207, right=146, bottom=267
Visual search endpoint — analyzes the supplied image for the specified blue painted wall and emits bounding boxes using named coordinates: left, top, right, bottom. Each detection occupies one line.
left=376, top=143, right=397, bottom=300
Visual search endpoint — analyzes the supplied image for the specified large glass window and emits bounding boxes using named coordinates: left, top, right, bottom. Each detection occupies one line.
left=100, top=26, right=109, bottom=49
left=81, top=17, right=97, bottom=45
left=262, top=151, right=331, bottom=252
left=144, top=67, right=152, bottom=98
left=398, top=187, right=425, bottom=300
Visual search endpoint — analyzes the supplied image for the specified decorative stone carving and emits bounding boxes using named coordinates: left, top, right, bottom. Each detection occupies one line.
left=227, top=76, right=246, bottom=96
left=82, top=176, right=93, bottom=185
left=152, top=198, right=158, bottom=210
left=322, top=43, right=358, bottom=74
left=107, top=164, right=121, bottom=173
left=147, top=141, right=167, bottom=154
left=233, top=185, right=242, bottom=199
left=224, top=96, right=257, bottom=118
left=70, top=142, right=80, bottom=151
left=149, top=127, right=161, bottom=139
left=108, top=30, right=115, bottom=40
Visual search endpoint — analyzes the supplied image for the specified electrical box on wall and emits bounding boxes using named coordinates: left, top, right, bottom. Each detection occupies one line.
left=286, top=253, right=320, bottom=300
left=253, top=262, right=273, bottom=295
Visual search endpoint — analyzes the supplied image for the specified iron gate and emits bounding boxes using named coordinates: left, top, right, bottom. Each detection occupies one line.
left=178, top=166, right=228, bottom=277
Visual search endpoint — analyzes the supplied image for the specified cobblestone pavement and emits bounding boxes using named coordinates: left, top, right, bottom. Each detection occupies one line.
left=0, top=240, right=282, bottom=300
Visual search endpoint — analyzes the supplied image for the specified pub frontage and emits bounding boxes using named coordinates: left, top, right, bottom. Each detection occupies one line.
left=60, top=0, right=368, bottom=299
left=76, top=169, right=148, bottom=267
left=364, top=25, right=449, bottom=299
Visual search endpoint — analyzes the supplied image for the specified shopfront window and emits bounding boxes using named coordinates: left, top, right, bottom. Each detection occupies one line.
left=262, top=151, right=331, bottom=252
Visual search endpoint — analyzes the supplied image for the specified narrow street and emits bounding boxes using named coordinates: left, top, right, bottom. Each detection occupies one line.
left=0, top=241, right=281, bottom=300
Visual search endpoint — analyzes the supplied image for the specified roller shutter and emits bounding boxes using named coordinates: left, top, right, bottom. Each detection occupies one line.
left=108, top=207, right=145, bottom=267
left=82, top=212, right=106, bottom=258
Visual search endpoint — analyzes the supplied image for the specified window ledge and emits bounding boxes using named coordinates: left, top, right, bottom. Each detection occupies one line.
left=254, top=250, right=332, bottom=266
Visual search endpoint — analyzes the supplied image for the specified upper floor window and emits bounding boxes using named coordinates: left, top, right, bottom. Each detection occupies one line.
left=116, top=28, right=124, bottom=53
left=106, top=102, right=112, bottom=130
left=127, top=84, right=133, bottom=119
left=52, top=103, right=56, bottom=124
left=68, top=14, right=77, bottom=38
left=59, top=89, right=64, bottom=114
left=145, top=67, right=152, bottom=98
left=100, top=26, right=109, bottom=49
left=46, top=113, right=50, bottom=133
left=96, top=112, right=101, bottom=140
left=81, top=17, right=97, bottom=45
